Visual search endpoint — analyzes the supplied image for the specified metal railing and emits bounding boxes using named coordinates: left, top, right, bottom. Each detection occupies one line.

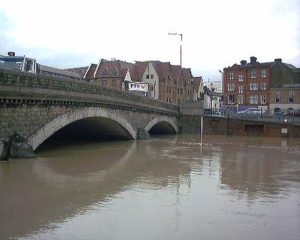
left=203, top=109, right=300, bottom=125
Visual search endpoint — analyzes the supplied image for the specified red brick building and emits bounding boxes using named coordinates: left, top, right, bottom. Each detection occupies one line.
left=223, top=56, right=272, bottom=111
left=83, top=59, right=197, bottom=103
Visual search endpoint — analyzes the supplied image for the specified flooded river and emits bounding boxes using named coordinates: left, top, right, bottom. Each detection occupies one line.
left=1, top=134, right=300, bottom=240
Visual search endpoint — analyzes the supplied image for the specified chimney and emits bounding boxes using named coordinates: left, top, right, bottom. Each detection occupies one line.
left=274, top=58, right=282, bottom=63
left=240, top=60, right=247, bottom=65
left=250, top=56, right=257, bottom=64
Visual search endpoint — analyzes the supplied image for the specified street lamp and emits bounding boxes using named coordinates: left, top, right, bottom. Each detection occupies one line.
left=168, top=32, right=183, bottom=68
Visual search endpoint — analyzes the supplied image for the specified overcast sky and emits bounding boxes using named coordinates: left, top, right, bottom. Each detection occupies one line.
left=0, top=0, right=299, bottom=81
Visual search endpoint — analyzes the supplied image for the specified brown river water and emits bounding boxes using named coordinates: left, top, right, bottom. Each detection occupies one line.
left=1, top=134, right=300, bottom=240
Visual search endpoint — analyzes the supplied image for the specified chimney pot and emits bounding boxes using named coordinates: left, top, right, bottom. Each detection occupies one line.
left=250, top=56, right=257, bottom=64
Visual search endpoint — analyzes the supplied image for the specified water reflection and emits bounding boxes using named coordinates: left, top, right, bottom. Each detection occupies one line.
left=0, top=135, right=300, bottom=240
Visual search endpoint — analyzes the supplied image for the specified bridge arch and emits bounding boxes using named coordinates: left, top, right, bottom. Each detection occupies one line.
left=145, top=116, right=178, bottom=134
left=27, top=107, right=137, bottom=151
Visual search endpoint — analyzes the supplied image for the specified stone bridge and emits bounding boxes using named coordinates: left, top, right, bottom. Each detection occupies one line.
left=0, top=69, right=180, bottom=158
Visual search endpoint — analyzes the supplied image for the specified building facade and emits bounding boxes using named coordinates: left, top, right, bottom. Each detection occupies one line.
left=83, top=59, right=196, bottom=104
left=270, top=84, right=300, bottom=113
left=223, top=56, right=300, bottom=113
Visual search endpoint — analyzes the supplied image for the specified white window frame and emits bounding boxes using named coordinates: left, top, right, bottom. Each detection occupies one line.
left=250, top=69, right=257, bottom=79
left=288, top=91, right=294, bottom=103
left=238, top=85, right=244, bottom=94
left=228, top=83, right=235, bottom=92
left=260, top=95, right=266, bottom=104
left=250, top=83, right=258, bottom=90
left=261, top=69, right=267, bottom=78
left=261, top=82, right=267, bottom=90
left=238, top=95, right=244, bottom=104
left=238, top=74, right=244, bottom=81
left=250, top=95, right=258, bottom=104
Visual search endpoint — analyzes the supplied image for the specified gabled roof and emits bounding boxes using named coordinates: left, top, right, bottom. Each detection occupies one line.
left=193, top=76, right=203, bottom=89
left=84, top=64, right=97, bottom=79
left=94, top=59, right=135, bottom=79
left=149, top=61, right=173, bottom=80
left=66, top=66, right=88, bottom=78
left=170, top=65, right=181, bottom=78
left=181, top=68, right=193, bottom=82
left=39, top=65, right=81, bottom=78
left=131, top=61, right=149, bottom=80
left=82, top=59, right=198, bottom=84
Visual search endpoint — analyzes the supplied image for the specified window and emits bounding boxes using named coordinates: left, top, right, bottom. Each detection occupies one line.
left=238, top=74, right=244, bottom=81
left=228, top=83, right=235, bottom=92
left=151, top=74, right=154, bottom=79
left=146, top=74, right=149, bottom=79
left=261, top=69, right=267, bottom=78
left=229, top=71, right=234, bottom=80
left=288, top=91, right=294, bottom=103
left=261, top=82, right=267, bottom=90
left=250, top=95, right=258, bottom=104
left=250, top=83, right=258, bottom=90
left=275, top=92, right=280, bottom=103
left=250, top=69, right=257, bottom=79
left=112, top=67, right=118, bottom=77
left=238, top=85, right=244, bottom=94
left=228, top=94, right=235, bottom=104
left=260, top=95, right=266, bottom=104
left=102, top=68, right=109, bottom=77
left=238, top=95, right=244, bottom=104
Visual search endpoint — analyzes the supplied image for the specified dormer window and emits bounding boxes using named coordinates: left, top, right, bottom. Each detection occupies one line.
left=112, top=67, right=118, bottom=77
left=102, top=68, right=109, bottom=77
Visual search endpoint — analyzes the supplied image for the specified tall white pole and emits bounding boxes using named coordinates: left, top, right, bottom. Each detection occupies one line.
left=179, top=33, right=182, bottom=68
left=200, top=116, right=203, bottom=145
left=168, top=32, right=183, bottom=67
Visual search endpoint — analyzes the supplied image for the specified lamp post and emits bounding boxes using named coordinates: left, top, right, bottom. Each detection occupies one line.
left=219, top=70, right=224, bottom=115
left=168, top=32, right=183, bottom=68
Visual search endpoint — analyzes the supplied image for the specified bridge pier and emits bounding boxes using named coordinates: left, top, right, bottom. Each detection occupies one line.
left=137, top=128, right=151, bottom=139
left=0, top=133, right=35, bottom=160
left=9, top=142, right=35, bottom=159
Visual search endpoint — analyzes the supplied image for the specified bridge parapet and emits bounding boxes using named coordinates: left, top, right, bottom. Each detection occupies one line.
left=0, top=68, right=178, bottom=113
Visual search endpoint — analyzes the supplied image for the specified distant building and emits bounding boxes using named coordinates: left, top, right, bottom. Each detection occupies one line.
left=83, top=59, right=196, bottom=103
left=270, top=84, right=300, bottom=113
left=192, top=76, right=203, bottom=101
left=84, top=59, right=135, bottom=90
left=223, top=56, right=300, bottom=113
left=66, top=66, right=89, bottom=78
left=203, top=80, right=222, bottom=93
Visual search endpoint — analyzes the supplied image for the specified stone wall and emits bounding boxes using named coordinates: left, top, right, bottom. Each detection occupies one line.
left=0, top=68, right=178, bottom=113
left=0, top=104, right=71, bottom=141
left=179, top=101, right=203, bottom=115
left=203, top=116, right=300, bottom=138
